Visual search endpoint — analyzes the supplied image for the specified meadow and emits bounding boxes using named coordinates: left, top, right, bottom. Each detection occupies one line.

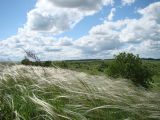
left=0, top=59, right=160, bottom=120
left=52, top=59, right=160, bottom=91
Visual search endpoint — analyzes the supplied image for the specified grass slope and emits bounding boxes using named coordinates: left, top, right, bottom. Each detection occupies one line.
left=0, top=65, right=160, bottom=120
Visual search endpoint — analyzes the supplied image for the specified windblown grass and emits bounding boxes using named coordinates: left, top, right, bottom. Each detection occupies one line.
left=0, top=65, right=160, bottom=120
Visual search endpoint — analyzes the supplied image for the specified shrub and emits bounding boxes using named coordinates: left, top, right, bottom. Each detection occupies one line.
left=59, top=61, right=68, bottom=68
left=98, top=62, right=108, bottom=72
left=33, top=61, right=42, bottom=66
left=44, top=61, right=52, bottom=67
left=21, top=57, right=31, bottom=65
left=21, top=58, right=42, bottom=66
left=107, top=52, right=153, bottom=88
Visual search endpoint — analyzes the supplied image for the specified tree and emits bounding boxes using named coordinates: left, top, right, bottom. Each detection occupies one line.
left=107, top=52, right=153, bottom=88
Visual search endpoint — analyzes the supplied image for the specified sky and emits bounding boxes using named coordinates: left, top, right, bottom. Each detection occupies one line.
left=0, top=0, right=160, bottom=61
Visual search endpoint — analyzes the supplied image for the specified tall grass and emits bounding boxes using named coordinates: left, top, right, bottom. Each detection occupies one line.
left=0, top=65, right=160, bottom=120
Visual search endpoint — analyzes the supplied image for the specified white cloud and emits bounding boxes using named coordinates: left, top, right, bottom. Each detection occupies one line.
left=119, top=2, right=160, bottom=43
left=73, top=2, right=160, bottom=58
left=74, top=21, right=124, bottom=58
left=122, top=0, right=135, bottom=6
left=25, top=0, right=114, bottom=34
left=0, top=29, right=79, bottom=61
left=48, top=0, right=114, bottom=10
left=0, top=1, right=160, bottom=61
left=56, top=37, right=73, bottom=46
left=107, top=8, right=116, bottom=21
left=0, top=0, right=114, bottom=61
left=122, top=40, right=160, bottom=58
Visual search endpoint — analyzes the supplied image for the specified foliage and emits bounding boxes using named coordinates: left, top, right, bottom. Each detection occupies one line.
left=44, top=61, right=52, bottom=67
left=107, top=52, right=153, bottom=88
left=97, top=62, right=108, bottom=72
left=21, top=57, right=31, bottom=65
left=21, top=58, right=42, bottom=66
left=58, top=61, right=68, bottom=68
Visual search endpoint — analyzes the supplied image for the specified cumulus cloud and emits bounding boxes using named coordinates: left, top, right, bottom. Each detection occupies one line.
left=120, top=2, right=160, bottom=43
left=107, top=8, right=116, bottom=21
left=0, top=0, right=114, bottom=61
left=26, top=7, right=83, bottom=34
left=0, top=29, right=78, bottom=61
left=73, top=2, right=160, bottom=58
left=75, top=21, right=123, bottom=55
left=122, top=0, right=135, bottom=6
left=57, top=37, right=73, bottom=46
left=0, top=1, right=160, bottom=61
left=122, top=40, right=160, bottom=58
left=48, top=0, right=114, bottom=10
left=25, top=0, right=114, bottom=34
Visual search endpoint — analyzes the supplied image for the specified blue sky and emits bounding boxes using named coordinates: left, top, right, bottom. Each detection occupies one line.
left=0, top=0, right=158, bottom=40
left=0, top=0, right=160, bottom=61
left=0, top=0, right=36, bottom=40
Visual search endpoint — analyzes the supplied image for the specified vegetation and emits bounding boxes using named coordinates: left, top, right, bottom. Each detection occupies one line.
left=0, top=52, right=159, bottom=119
left=49, top=60, right=112, bottom=75
left=21, top=52, right=160, bottom=89
left=21, top=57, right=31, bottom=65
left=0, top=65, right=160, bottom=120
left=107, top=52, right=153, bottom=88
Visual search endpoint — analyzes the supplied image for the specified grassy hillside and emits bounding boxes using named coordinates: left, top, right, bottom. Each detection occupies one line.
left=51, top=60, right=160, bottom=90
left=0, top=65, right=160, bottom=120
left=52, top=59, right=159, bottom=74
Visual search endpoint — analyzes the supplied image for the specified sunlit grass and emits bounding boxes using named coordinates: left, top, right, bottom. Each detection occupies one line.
left=0, top=65, right=160, bottom=120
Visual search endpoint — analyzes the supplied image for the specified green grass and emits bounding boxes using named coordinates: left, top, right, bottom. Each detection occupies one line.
left=52, top=60, right=113, bottom=75
left=52, top=60, right=160, bottom=91
left=0, top=65, right=160, bottom=120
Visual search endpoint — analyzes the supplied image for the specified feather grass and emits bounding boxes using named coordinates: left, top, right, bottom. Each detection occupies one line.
left=0, top=65, right=160, bottom=120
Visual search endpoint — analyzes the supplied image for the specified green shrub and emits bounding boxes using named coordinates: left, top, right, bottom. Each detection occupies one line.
left=44, top=61, right=52, bottom=67
left=107, top=52, right=153, bottom=88
left=33, top=61, right=42, bottom=66
left=98, top=62, right=108, bottom=72
left=21, top=57, right=31, bottom=65
left=60, top=61, right=68, bottom=68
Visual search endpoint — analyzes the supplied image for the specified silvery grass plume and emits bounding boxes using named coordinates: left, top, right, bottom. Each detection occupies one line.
left=0, top=65, right=160, bottom=120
